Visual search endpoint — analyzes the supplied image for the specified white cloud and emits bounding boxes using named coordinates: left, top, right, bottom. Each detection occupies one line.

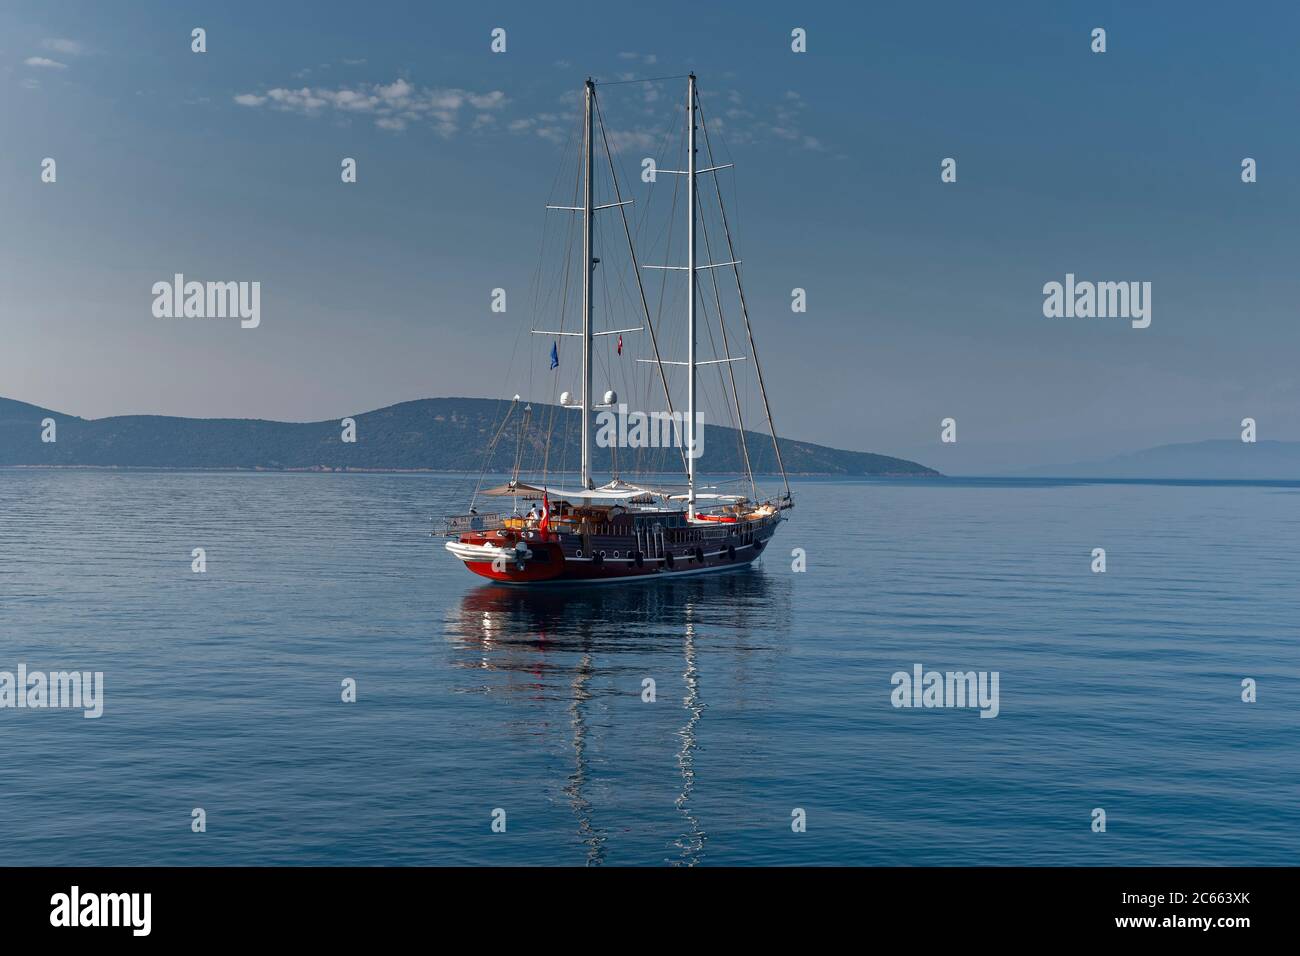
left=468, top=90, right=505, bottom=109
left=606, top=127, right=659, bottom=151
left=617, top=52, right=658, bottom=65
left=704, top=86, right=828, bottom=152
left=230, top=71, right=823, bottom=153
left=233, top=77, right=508, bottom=135
left=507, top=116, right=567, bottom=143
left=42, top=38, right=84, bottom=56
left=24, top=56, right=67, bottom=69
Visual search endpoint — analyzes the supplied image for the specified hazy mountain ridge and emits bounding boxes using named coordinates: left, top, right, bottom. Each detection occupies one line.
left=0, top=396, right=940, bottom=476
left=1018, top=439, right=1300, bottom=480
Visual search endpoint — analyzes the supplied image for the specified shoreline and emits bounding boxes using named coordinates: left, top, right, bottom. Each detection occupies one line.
left=0, top=464, right=943, bottom=478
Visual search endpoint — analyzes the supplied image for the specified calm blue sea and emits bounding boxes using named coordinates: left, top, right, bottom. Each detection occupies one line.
left=0, top=470, right=1296, bottom=865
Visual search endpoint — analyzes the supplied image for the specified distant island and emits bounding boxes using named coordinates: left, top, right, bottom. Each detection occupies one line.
left=1018, top=439, right=1300, bottom=481
left=0, top=396, right=940, bottom=477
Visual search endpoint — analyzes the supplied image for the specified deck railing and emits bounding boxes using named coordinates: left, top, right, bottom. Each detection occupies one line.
left=441, top=512, right=505, bottom=534
left=442, top=511, right=773, bottom=540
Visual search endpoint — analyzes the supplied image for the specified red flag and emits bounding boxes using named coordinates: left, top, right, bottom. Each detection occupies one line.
left=617, top=334, right=623, bottom=356
left=538, top=492, right=551, bottom=540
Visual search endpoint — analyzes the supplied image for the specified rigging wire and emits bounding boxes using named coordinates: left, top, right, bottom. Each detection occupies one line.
left=540, top=109, right=587, bottom=486
left=594, top=91, right=688, bottom=479
left=695, top=172, right=757, bottom=500
left=468, top=398, right=519, bottom=513
left=593, top=73, right=691, bottom=87
left=696, top=89, right=792, bottom=503
left=461, top=76, right=784, bottom=510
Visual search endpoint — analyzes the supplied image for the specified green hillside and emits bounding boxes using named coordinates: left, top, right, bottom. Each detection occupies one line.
left=0, top=396, right=940, bottom=476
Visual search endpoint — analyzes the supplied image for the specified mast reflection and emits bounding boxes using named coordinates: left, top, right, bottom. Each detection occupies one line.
left=443, top=569, right=788, bottom=865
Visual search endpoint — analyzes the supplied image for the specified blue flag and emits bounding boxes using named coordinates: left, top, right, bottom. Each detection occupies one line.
left=549, top=342, right=559, bottom=370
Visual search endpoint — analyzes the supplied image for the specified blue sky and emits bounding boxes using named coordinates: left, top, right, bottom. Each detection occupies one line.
left=3, top=0, right=1299, bottom=473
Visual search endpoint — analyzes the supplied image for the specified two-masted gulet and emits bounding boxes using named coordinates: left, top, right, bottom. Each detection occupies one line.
left=442, top=73, right=792, bottom=584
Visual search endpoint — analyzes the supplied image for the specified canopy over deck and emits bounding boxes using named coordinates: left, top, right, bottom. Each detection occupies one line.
left=479, top=480, right=662, bottom=505
left=479, top=480, right=748, bottom=507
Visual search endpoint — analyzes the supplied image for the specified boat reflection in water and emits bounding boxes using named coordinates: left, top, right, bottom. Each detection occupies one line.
left=443, top=567, right=791, bottom=865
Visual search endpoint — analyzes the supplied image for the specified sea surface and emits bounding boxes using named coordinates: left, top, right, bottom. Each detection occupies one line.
left=0, top=470, right=1296, bottom=866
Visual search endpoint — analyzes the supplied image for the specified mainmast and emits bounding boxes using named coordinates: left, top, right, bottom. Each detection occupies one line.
left=580, top=77, right=596, bottom=490
left=686, top=73, right=698, bottom=519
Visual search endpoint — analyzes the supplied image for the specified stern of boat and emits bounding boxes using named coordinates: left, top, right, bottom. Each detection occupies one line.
left=441, top=515, right=566, bottom=583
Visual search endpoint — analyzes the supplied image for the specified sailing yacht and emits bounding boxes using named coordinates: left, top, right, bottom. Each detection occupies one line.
left=442, top=73, right=792, bottom=584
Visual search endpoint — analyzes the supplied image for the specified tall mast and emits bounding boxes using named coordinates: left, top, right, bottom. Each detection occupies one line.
left=686, top=73, right=698, bottom=519
left=580, top=78, right=596, bottom=490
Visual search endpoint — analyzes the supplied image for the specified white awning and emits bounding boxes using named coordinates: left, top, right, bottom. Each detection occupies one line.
left=480, top=481, right=746, bottom=506
left=479, top=481, right=664, bottom=504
